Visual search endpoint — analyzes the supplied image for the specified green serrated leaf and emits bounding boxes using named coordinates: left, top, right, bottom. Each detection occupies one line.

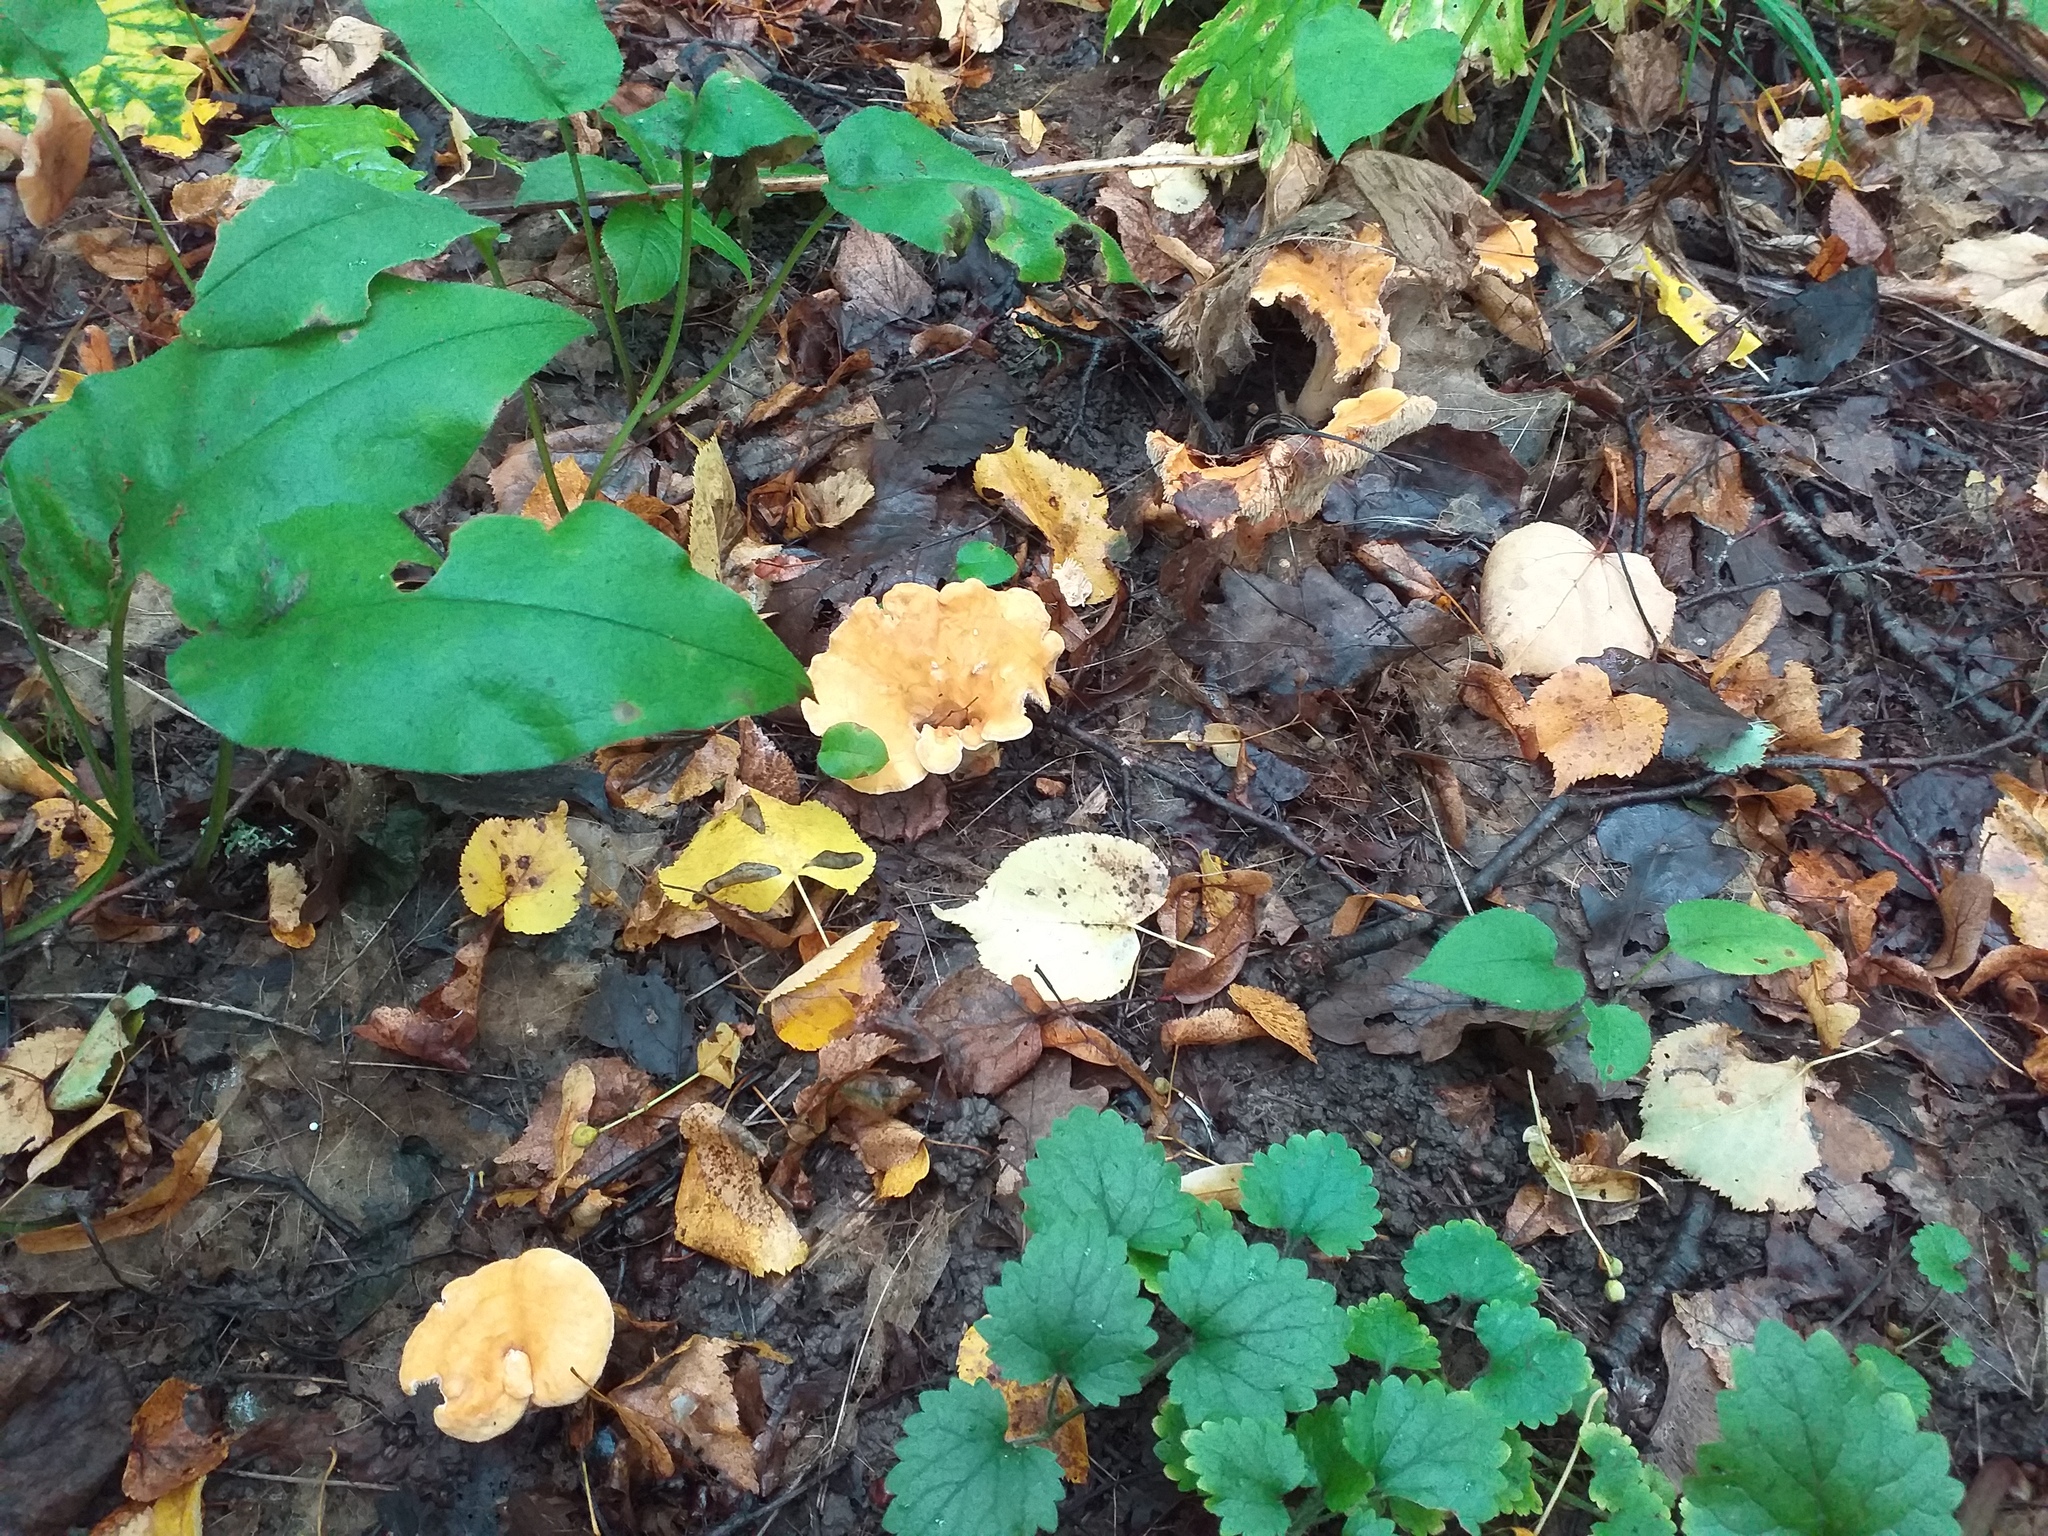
left=169, top=500, right=808, bottom=773
left=1154, top=1396, right=1200, bottom=1490
left=1295, top=11, right=1460, bottom=156
left=1346, top=1295, right=1441, bottom=1374
left=1402, top=1220, right=1539, bottom=1307
left=1411, top=908, right=1586, bottom=1011
left=818, top=722, right=891, bottom=783
left=184, top=172, right=492, bottom=348
left=980, top=1218, right=1155, bottom=1406
left=5, top=277, right=585, bottom=629
left=1938, top=1335, right=1974, bottom=1370
left=822, top=107, right=1131, bottom=284
left=1682, top=1321, right=1963, bottom=1536
left=1239, top=1130, right=1380, bottom=1256
left=1585, top=1002, right=1652, bottom=1081
left=232, top=106, right=420, bottom=191
left=1157, top=1228, right=1349, bottom=1424
left=367, top=0, right=621, bottom=121
left=1580, top=1423, right=1676, bottom=1536
left=1340, top=1376, right=1513, bottom=1533
left=0, top=0, right=108, bottom=81
left=1664, top=900, right=1822, bottom=976
left=514, top=151, right=649, bottom=206
left=1022, top=1106, right=1199, bottom=1256
left=1294, top=1401, right=1375, bottom=1517
left=882, top=1378, right=1064, bottom=1536
left=1498, top=1429, right=1543, bottom=1517
left=955, top=540, right=1018, bottom=585
left=1184, top=1417, right=1310, bottom=1536
left=1158, top=0, right=1354, bottom=163
left=1910, top=1224, right=1971, bottom=1295
left=1348, top=1512, right=1400, bottom=1536
left=1469, top=1300, right=1592, bottom=1428
left=1854, top=1346, right=1932, bottom=1421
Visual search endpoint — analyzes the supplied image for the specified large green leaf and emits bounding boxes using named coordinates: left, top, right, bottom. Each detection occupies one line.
left=2, top=277, right=587, bottom=627
left=1468, top=1301, right=1593, bottom=1428
left=1410, top=908, right=1586, bottom=1011
left=1295, top=10, right=1460, bottom=156
left=1664, top=900, right=1823, bottom=976
left=1021, top=1106, right=1200, bottom=1256
left=367, top=0, right=621, bottom=121
left=822, top=107, right=1131, bottom=284
left=513, top=151, right=650, bottom=205
left=1339, top=1376, right=1514, bottom=1534
left=1402, top=1219, right=1539, bottom=1306
left=0, top=0, right=108, bottom=79
left=674, top=70, right=816, bottom=159
left=232, top=106, right=420, bottom=191
left=1156, top=1229, right=1350, bottom=1424
left=169, top=500, right=809, bottom=773
left=1158, top=0, right=1353, bottom=163
left=184, top=171, right=493, bottom=348
left=979, top=1217, right=1156, bottom=1406
left=883, top=1379, right=1064, bottom=1536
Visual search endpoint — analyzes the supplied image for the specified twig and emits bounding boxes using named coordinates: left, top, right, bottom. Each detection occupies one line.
left=1595, top=1185, right=1713, bottom=1370
left=9, top=992, right=304, bottom=1032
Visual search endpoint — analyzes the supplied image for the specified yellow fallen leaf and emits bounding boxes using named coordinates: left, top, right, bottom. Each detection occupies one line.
left=1017, top=107, right=1046, bottom=150
left=0, top=732, right=68, bottom=798
left=1638, top=248, right=1761, bottom=367
left=1525, top=664, right=1668, bottom=794
left=0, top=1026, right=86, bottom=1156
left=959, top=1321, right=1089, bottom=1481
left=459, top=801, right=587, bottom=934
left=1225, top=983, right=1318, bottom=1061
left=689, top=435, right=739, bottom=582
left=519, top=456, right=588, bottom=527
left=612, top=1335, right=760, bottom=1492
left=657, top=790, right=874, bottom=914
left=697, top=1020, right=743, bottom=1086
left=762, top=919, right=896, bottom=1050
left=974, top=429, right=1121, bottom=604
left=1981, top=773, right=2048, bottom=947
left=855, top=1116, right=929, bottom=1199
left=0, top=0, right=231, bottom=158
left=674, top=1102, right=807, bottom=1276
left=892, top=60, right=956, bottom=128
left=265, top=861, right=316, bottom=949
left=31, top=795, right=115, bottom=884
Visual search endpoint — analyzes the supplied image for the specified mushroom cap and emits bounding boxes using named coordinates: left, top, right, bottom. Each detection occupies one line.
left=800, top=580, right=1064, bottom=794
left=398, top=1247, right=614, bottom=1442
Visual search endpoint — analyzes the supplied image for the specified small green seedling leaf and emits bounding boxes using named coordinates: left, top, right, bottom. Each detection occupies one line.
left=1411, top=908, right=1586, bottom=1011
left=818, top=723, right=891, bottom=783
left=1157, top=1228, right=1350, bottom=1424
left=2007, top=1248, right=2030, bottom=1274
left=1664, top=899, right=1822, bottom=976
left=1296, top=11, right=1461, bottom=156
left=881, top=1378, right=1064, bottom=1536
left=48, top=985, right=154, bottom=1112
left=1184, top=1417, right=1309, bottom=1536
left=1682, top=1321, right=1963, bottom=1536
left=1346, top=1294, right=1440, bottom=1374
left=1584, top=1002, right=1652, bottom=1081
left=1239, top=1130, right=1380, bottom=1256
left=979, top=1217, right=1156, bottom=1406
left=0, top=0, right=107, bottom=81
left=1293, top=1401, right=1375, bottom=1518
left=233, top=106, right=420, bottom=191
left=1498, top=1430, right=1543, bottom=1518
left=823, top=107, right=1132, bottom=283
left=954, top=540, right=1018, bottom=585
left=1698, top=720, right=1776, bottom=773
left=514, top=152, right=650, bottom=206
left=1340, top=1375, right=1513, bottom=1533
left=0, top=303, right=18, bottom=337
left=367, top=0, right=623, bottom=121
left=1580, top=1423, right=1676, bottom=1536
left=184, top=171, right=493, bottom=348
left=1853, top=1346, right=1931, bottom=1420
left=1910, top=1223, right=1971, bottom=1294
left=1153, top=1396, right=1199, bottom=1490
left=1402, top=1219, right=1539, bottom=1306
left=1938, top=1335, right=1974, bottom=1370
left=1021, top=1106, right=1200, bottom=1256
left=1469, top=1300, right=1593, bottom=1428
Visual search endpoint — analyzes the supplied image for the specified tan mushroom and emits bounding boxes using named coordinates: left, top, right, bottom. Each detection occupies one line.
left=398, top=1248, right=614, bottom=1441
left=800, top=580, right=1064, bottom=794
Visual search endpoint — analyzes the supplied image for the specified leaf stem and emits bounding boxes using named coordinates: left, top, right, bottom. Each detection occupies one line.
left=100, top=578, right=155, bottom=866
left=57, top=73, right=192, bottom=294
left=0, top=553, right=116, bottom=825
left=184, top=734, right=237, bottom=883
left=471, top=230, right=571, bottom=521
left=587, top=155, right=698, bottom=499
left=559, top=116, right=637, bottom=397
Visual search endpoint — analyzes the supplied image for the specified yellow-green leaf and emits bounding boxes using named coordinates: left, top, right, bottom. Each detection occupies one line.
left=0, top=0, right=228, bottom=156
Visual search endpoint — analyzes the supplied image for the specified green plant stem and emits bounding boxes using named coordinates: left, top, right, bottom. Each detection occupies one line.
left=0, top=554, right=115, bottom=816
left=57, top=74, right=192, bottom=294
left=100, top=578, right=154, bottom=867
left=559, top=117, right=637, bottom=397
left=185, top=734, right=237, bottom=882
left=380, top=50, right=460, bottom=117
left=0, top=401, right=60, bottom=425
left=0, top=714, right=110, bottom=828
left=471, top=231, right=572, bottom=521
left=587, top=160, right=699, bottom=498
left=1483, top=6, right=1593, bottom=198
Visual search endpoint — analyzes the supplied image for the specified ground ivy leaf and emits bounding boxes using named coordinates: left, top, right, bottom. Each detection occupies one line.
left=1346, top=1295, right=1441, bottom=1374
left=1853, top=1347, right=1932, bottom=1421
left=1346, top=1514, right=1399, bottom=1536
left=1499, top=1429, right=1543, bottom=1517
left=1580, top=1423, right=1676, bottom=1536
left=1682, top=1321, right=1963, bottom=1536
left=1154, top=1396, right=1199, bottom=1491
left=1339, top=1376, right=1512, bottom=1534
left=1402, top=1220, right=1540, bottom=1306
left=1294, top=1401, right=1374, bottom=1517
left=1239, top=1130, right=1380, bottom=1255
left=1469, top=1301, right=1593, bottom=1428
left=1410, top=908, right=1586, bottom=1011
left=1910, top=1223, right=1971, bottom=1294
left=979, top=1218, right=1156, bottom=1407
left=1157, top=1229, right=1349, bottom=1424
left=1021, top=1106, right=1199, bottom=1256
left=881, top=1378, right=1064, bottom=1536
left=1184, top=1416, right=1309, bottom=1536
left=1938, top=1335, right=1974, bottom=1370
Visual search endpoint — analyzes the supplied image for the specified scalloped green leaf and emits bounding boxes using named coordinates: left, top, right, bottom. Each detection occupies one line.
left=979, top=1218, right=1156, bottom=1406
left=1339, top=1376, right=1514, bottom=1534
left=882, top=1379, right=1064, bottom=1536
left=1185, top=1417, right=1310, bottom=1536
left=1156, top=1229, right=1349, bottom=1424
left=1154, top=1395, right=1199, bottom=1491
left=1239, top=1130, right=1380, bottom=1256
left=1469, top=1301, right=1592, bottom=1428
left=1580, top=1423, right=1676, bottom=1536
left=1402, top=1220, right=1539, bottom=1307
left=1346, top=1295, right=1441, bottom=1374
left=1854, top=1347, right=1932, bottom=1421
left=1021, top=1106, right=1199, bottom=1256
left=1910, top=1223, right=1971, bottom=1295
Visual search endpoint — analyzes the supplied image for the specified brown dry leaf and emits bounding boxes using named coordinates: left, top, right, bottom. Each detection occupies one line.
left=1327, top=890, right=1425, bottom=938
left=32, top=796, right=115, bottom=883
left=603, top=732, right=742, bottom=817
left=1607, top=421, right=1757, bottom=534
left=0, top=1026, right=85, bottom=1156
left=1781, top=849, right=1895, bottom=958
left=852, top=1115, right=930, bottom=1199
left=16, top=1118, right=222, bottom=1253
left=1927, top=870, right=1993, bottom=979
left=1959, top=943, right=2048, bottom=1030
left=1524, top=1121, right=1648, bottom=1204
left=612, top=1336, right=760, bottom=1492
left=1457, top=661, right=1541, bottom=758
left=1226, top=983, right=1318, bottom=1060
left=356, top=924, right=494, bottom=1070
left=1713, top=657, right=1864, bottom=762
left=801, top=582, right=1064, bottom=794
left=975, top=429, right=1121, bottom=604
left=68, top=228, right=172, bottom=281
left=519, top=456, right=589, bottom=527
left=1708, top=589, right=1784, bottom=686
left=1248, top=238, right=1397, bottom=421
left=619, top=875, right=719, bottom=949
left=16, top=87, right=92, bottom=228
left=265, top=861, right=316, bottom=949
left=122, top=1379, right=228, bottom=1504
left=762, top=919, right=896, bottom=1051
left=1981, top=772, right=2048, bottom=946
left=1159, top=857, right=1271, bottom=1004
left=496, top=1057, right=662, bottom=1196
left=958, top=1322, right=1088, bottom=1482
left=25, top=1099, right=145, bottom=1184
left=674, top=1101, right=807, bottom=1276
left=915, top=963, right=1044, bottom=1096
left=892, top=60, right=957, bottom=127
left=1161, top=1007, right=1261, bottom=1050
left=1480, top=523, right=1676, bottom=678
left=734, top=717, right=801, bottom=803
left=1526, top=664, right=1668, bottom=794
left=998, top=1053, right=1111, bottom=1146
left=1753, top=929, right=1858, bottom=1050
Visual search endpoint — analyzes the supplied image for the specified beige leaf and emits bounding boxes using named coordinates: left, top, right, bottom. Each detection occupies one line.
left=613, top=1336, right=760, bottom=1492
left=17, top=87, right=92, bottom=228
left=0, top=1026, right=86, bottom=1156
left=975, top=428, right=1120, bottom=603
left=1017, top=108, right=1047, bottom=150
left=673, top=1102, right=807, bottom=1276
left=1525, top=664, right=1667, bottom=794
left=299, top=15, right=387, bottom=98
left=892, top=61, right=956, bottom=128
left=689, top=435, right=740, bottom=582
left=1479, top=522, right=1675, bottom=678
left=1981, top=773, right=2048, bottom=947
left=1625, top=1023, right=1817, bottom=1212
left=936, top=0, right=1017, bottom=54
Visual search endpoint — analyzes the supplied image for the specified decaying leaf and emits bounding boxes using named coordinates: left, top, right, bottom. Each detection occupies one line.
left=0, top=732, right=69, bottom=798
left=32, top=795, right=116, bottom=884
left=1226, top=983, right=1317, bottom=1060
left=1247, top=237, right=1397, bottom=421
left=0, top=1026, right=86, bottom=1156
left=356, top=924, right=494, bottom=1070
left=657, top=790, right=875, bottom=914
left=1712, top=656, right=1863, bottom=761
left=937, top=0, right=1018, bottom=55
left=1602, top=421, right=1757, bottom=534
left=958, top=1321, right=1089, bottom=1482
left=914, top=963, right=1045, bottom=1095
left=1764, top=90, right=1932, bottom=189
left=1981, top=773, right=2048, bottom=947
left=460, top=802, right=587, bottom=934
left=265, top=861, right=316, bottom=949
left=853, top=1115, right=930, bottom=1199
left=801, top=581, right=1064, bottom=794
left=0, top=0, right=229, bottom=157
left=974, top=429, right=1122, bottom=603
left=1524, top=1120, right=1646, bottom=1204
left=1625, top=1023, right=1818, bottom=1212
left=762, top=920, right=897, bottom=1050
left=1938, top=232, right=2048, bottom=336
left=12, top=86, right=93, bottom=228
left=612, top=1336, right=761, bottom=1491
left=1525, top=664, right=1668, bottom=794
left=123, top=1379, right=229, bottom=1504
left=936, top=833, right=1170, bottom=1004
left=674, top=1101, right=808, bottom=1276
left=1479, top=522, right=1676, bottom=678
left=1782, top=850, right=1895, bottom=959
left=16, top=1118, right=222, bottom=1253
left=298, top=14, right=386, bottom=97
left=892, top=60, right=957, bottom=128
left=1159, top=855, right=1271, bottom=1003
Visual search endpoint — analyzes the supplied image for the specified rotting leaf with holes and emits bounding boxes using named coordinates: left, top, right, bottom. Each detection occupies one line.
left=1410, top=908, right=1586, bottom=1011
left=657, top=789, right=874, bottom=915
left=674, top=1101, right=808, bottom=1276
left=974, top=430, right=1122, bottom=605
